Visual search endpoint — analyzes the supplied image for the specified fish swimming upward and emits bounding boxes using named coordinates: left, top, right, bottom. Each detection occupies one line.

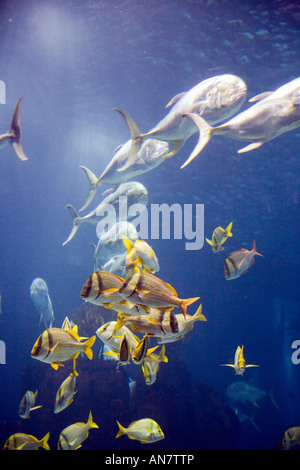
left=118, top=271, right=199, bottom=317
left=79, top=109, right=169, bottom=212
left=62, top=181, right=148, bottom=246
left=224, top=241, right=263, bottom=280
left=206, top=222, right=233, bottom=253
left=181, top=88, right=300, bottom=168
left=0, top=95, right=28, bottom=161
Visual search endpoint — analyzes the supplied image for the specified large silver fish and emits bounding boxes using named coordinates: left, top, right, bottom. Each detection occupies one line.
left=248, top=76, right=300, bottom=103
left=0, top=95, right=28, bottom=161
left=181, top=87, right=300, bottom=168
left=63, top=181, right=148, bottom=246
left=79, top=109, right=169, bottom=211
left=30, top=278, right=54, bottom=328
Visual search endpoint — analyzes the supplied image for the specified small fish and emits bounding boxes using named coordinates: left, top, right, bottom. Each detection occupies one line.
left=0, top=95, right=28, bottom=161
left=3, top=432, right=50, bottom=450
left=157, top=303, right=206, bottom=344
left=119, top=332, right=131, bottom=365
left=224, top=241, right=263, bottom=280
left=132, top=334, right=150, bottom=365
left=118, top=271, right=199, bottom=318
left=30, top=277, right=54, bottom=328
left=226, top=381, right=279, bottom=409
left=116, top=309, right=179, bottom=338
left=234, top=407, right=261, bottom=432
left=62, top=181, right=148, bottom=245
left=57, top=410, right=99, bottom=450
left=103, top=298, right=150, bottom=316
left=54, top=362, right=78, bottom=414
left=123, top=237, right=160, bottom=274
left=281, top=426, right=300, bottom=450
left=181, top=89, right=300, bottom=168
left=142, top=345, right=168, bottom=385
left=96, top=321, right=140, bottom=354
left=206, top=222, right=233, bottom=253
left=115, top=418, right=165, bottom=444
left=221, top=345, right=259, bottom=376
left=18, top=390, right=43, bottom=419
left=80, top=270, right=125, bottom=306
left=30, top=325, right=95, bottom=371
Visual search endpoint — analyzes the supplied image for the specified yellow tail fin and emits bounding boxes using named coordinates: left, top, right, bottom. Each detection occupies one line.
left=83, top=336, right=96, bottom=360
left=88, top=410, right=99, bottom=429
left=116, top=421, right=125, bottom=438
left=41, top=432, right=50, bottom=450
left=181, top=297, right=200, bottom=317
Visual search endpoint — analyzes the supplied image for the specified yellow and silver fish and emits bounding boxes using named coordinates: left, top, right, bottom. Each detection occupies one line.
left=3, top=432, right=50, bottom=450
left=206, top=222, right=233, bottom=253
left=115, top=418, right=165, bottom=444
left=18, top=390, right=43, bottom=419
left=30, top=325, right=95, bottom=371
left=54, top=362, right=78, bottom=414
left=118, top=272, right=199, bottom=318
left=57, top=411, right=99, bottom=450
left=123, top=238, right=160, bottom=274
left=157, top=304, right=206, bottom=344
left=118, top=332, right=131, bottom=365
left=221, top=345, right=259, bottom=376
left=96, top=321, right=140, bottom=354
left=80, top=270, right=124, bottom=306
left=142, top=345, right=168, bottom=385
left=282, top=426, right=300, bottom=450
left=224, top=241, right=263, bottom=280
left=116, top=309, right=179, bottom=338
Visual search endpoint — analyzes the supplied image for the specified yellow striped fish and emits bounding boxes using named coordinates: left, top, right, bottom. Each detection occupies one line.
left=80, top=270, right=124, bottom=305
left=115, top=309, right=179, bottom=337
left=221, top=345, right=259, bottom=375
left=30, top=325, right=95, bottom=371
left=206, top=222, right=233, bottom=252
left=57, top=411, right=99, bottom=450
left=157, top=304, right=206, bottom=344
left=224, top=241, right=263, bottom=280
left=118, top=272, right=199, bottom=318
left=18, top=390, right=43, bottom=419
left=3, top=432, right=50, bottom=450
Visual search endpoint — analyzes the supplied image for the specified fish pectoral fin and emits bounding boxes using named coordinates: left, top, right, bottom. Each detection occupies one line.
left=245, top=364, right=260, bottom=368
left=51, top=362, right=64, bottom=370
left=78, top=165, right=99, bottom=212
left=205, top=238, right=213, bottom=246
left=237, top=142, right=264, bottom=153
left=113, top=108, right=143, bottom=172
left=220, top=364, right=235, bottom=368
left=103, top=287, right=120, bottom=293
left=30, top=405, right=43, bottom=411
left=248, top=91, right=273, bottom=103
left=117, top=138, right=142, bottom=172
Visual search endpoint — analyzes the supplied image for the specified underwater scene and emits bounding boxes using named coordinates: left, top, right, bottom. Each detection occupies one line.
left=0, top=0, right=300, bottom=453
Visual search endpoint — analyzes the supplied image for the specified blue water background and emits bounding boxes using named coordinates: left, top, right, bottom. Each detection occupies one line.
left=0, top=0, right=300, bottom=450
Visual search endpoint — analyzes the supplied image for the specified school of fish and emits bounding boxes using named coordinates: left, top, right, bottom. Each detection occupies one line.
left=2, top=74, right=300, bottom=450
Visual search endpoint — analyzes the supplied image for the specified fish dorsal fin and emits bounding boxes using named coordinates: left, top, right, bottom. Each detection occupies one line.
left=165, top=91, right=186, bottom=108
left=164, top=282, right=178, bottom=296
left=113, top=108, right=142, bottom=139
left=68, top=325, right=80, bottom=341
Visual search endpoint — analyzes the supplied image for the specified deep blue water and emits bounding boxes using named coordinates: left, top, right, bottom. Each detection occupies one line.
left=0, top=0, right=300, bottom=452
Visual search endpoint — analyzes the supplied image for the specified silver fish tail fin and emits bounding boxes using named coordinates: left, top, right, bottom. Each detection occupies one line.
left=113, top=108, right=144, bottom=172
left=62, top=204, right=82, bottom=246
left=9, top=95, right=28, bottom=161
left=78, top=165, right=100, bottom=212
left=180, top=113, right=213, bottom=169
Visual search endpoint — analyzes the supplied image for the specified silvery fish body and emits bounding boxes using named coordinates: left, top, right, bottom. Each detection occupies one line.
left=143, top=74, right=247, bottom=144
left=57, top=411, right=98, bottom=450
left=249, top=76, right=300, bottom=103
left=3, top=432, right=50, bottom=450
left=157, top=304, right=206, bottom=344
left=54, top=372, right=77, bottom=414
left=96, top=321, right=139, bottom=353
left=181, top=88, right=300, bottom=167
left=226, top=381, right=268, bottom=405
left=30, top=278, right=54, bottom=328
left=18, top=390, right=42, bottom=419
left=100, top=253, right=127, bottom=277
left=63, top=182, right=148, bottom=246
left=79, top=137, right=168, bottom=211
left=80, top=270, right=125, bottom=306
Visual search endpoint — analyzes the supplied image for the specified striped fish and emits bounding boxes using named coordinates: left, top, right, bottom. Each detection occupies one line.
left=116, top=309, right=179, bottom=338
left=224, top=241, right=263, bottom=280
left=80, top=270, right=124, bottom=306
left=18, top=390, right=42, bottom=419
left=30, top=325, right=95, bottom=371
left=57, top=411, right=99, bottom=450
left=118, top=272, right=199, bottom=318
left=3, top=432, right=50, bottom=450
left=206, top=222, right=233, bottom=253
left=54, top=361, right=78, bottom=414
left=157, top=303, right=206, bottom=344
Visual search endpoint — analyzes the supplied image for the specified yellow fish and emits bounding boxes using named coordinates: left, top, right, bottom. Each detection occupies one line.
left=116, top=309, right=179, bottom=337
left=80, top=270, right=124, bottom=306
left=142, top=345, right=168, bottom=385
left=31, top=325, right=95, bottom=371
left=18, top=390, right=43, bottom=419
left=116, top=418, right=165, bottom=444
left=54, top=361, right=78, bottom=414
left=3, top=432, right=50, bottom=450
left=221, top=345, right=259, bottom=376
left=118, top=271, right=199, bottom=318
left=123, top=237, right=160, bottom=274
left=157, top=303, right=206, bottom=344
left=224, top=241, right=263, bottom=280
left=57, top=411, right=99, bottom=450
left=282, top=426, right=300, bottom=450
left=206, top=222, right=233, bottom=252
